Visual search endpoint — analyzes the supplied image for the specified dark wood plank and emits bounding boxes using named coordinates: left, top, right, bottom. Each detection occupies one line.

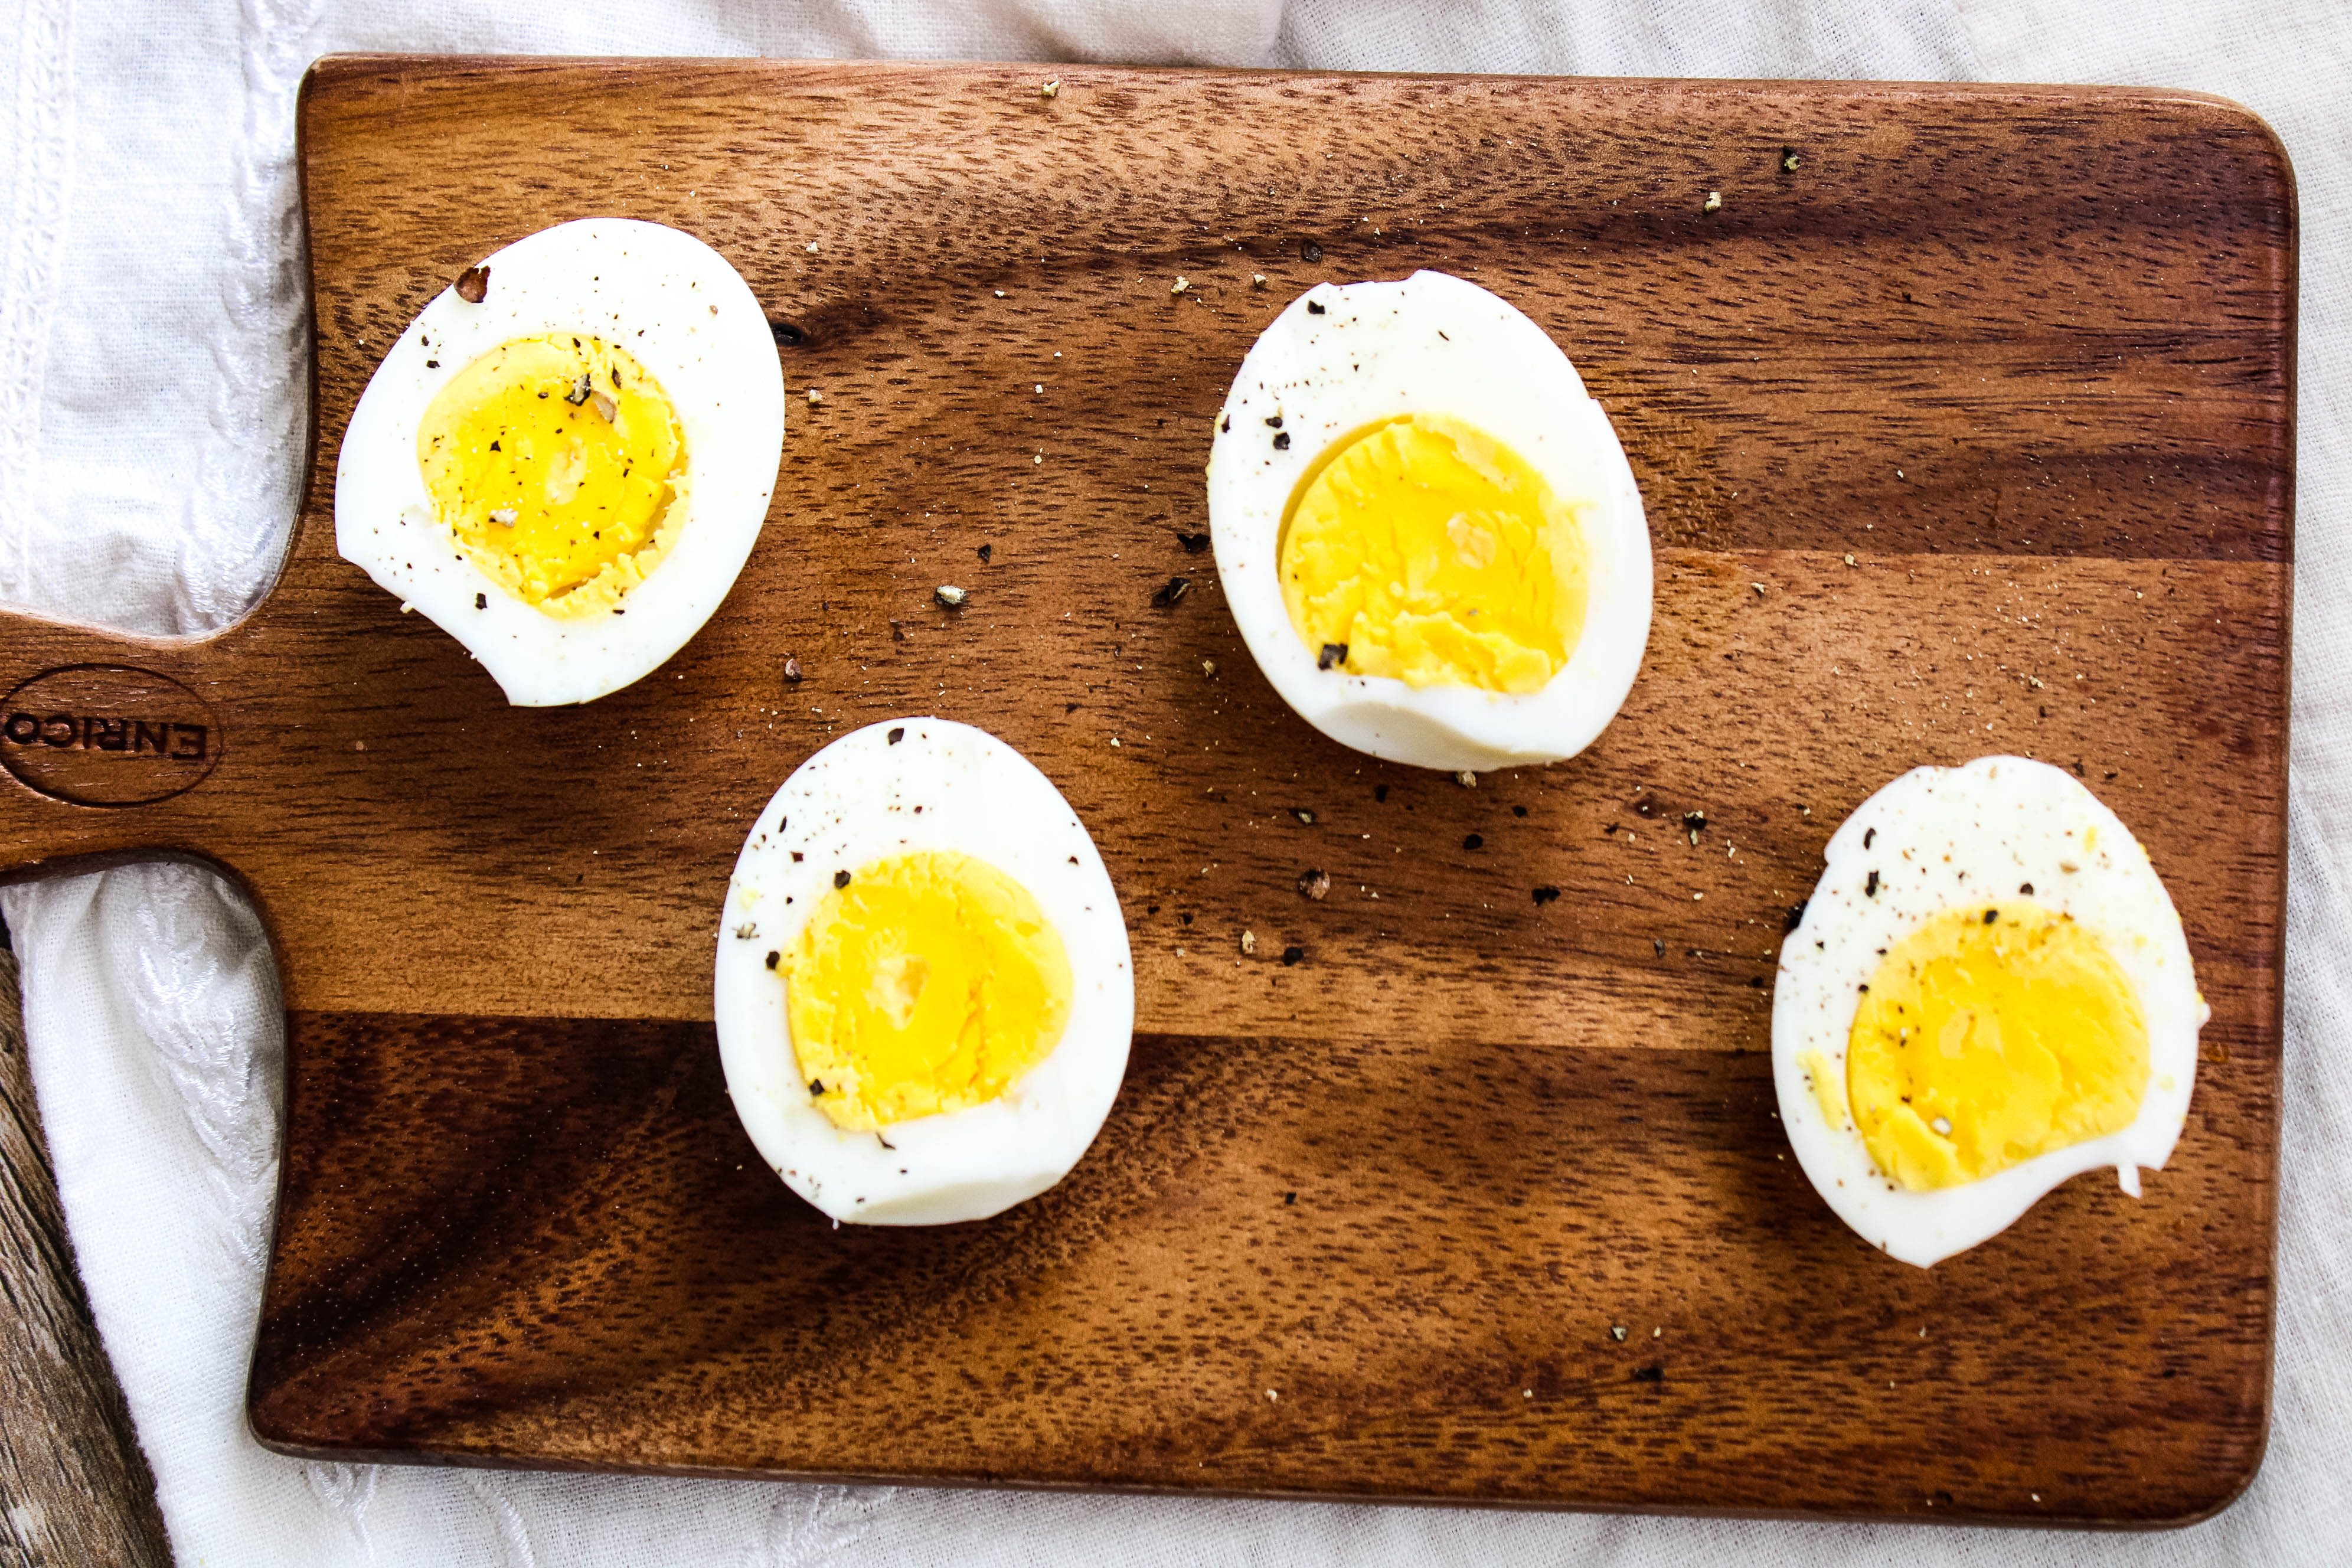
left=0, top=952, right=174, bottom=1567
left=0, top=58, right=2294, bottom=1523
left=250, top=1012, right=2272, bottom=1525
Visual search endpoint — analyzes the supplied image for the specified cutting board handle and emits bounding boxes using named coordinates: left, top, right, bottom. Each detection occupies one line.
left=0, top=606, right=241, bottom=881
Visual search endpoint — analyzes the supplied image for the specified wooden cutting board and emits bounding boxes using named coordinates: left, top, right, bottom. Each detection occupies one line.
left=0, top=56, right=2292, bottom=1526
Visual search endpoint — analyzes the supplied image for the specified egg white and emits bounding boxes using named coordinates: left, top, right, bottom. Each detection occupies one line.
left=1773, top=756, right=2206, bottom=1268
left=714, top=718, right=1135, bottom=1226
left=1206, top=270, right=1652, bottom=772
left=335, top=218, right=783, bottom=706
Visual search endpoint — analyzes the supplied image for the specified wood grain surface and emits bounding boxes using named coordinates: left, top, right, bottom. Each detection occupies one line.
left=0, top=950, right=174, bottom=1567
left=0, top=57, right=2294, bottom=1525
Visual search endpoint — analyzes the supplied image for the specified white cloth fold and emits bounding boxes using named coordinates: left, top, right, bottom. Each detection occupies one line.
left=2, top=2, right=2345, bottom=1563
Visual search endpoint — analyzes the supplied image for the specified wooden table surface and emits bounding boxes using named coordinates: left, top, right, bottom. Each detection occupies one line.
left=0, top=948, right=172, bottom=1566
left=0, top=57, right=2293, bottom=1527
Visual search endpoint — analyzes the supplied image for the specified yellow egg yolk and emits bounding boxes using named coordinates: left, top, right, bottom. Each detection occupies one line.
left=784, top=850, right=1073, bottom=1132
left=1277, top=413, right=1589, bottom=692
left=417, top=334, right=686, bottom=617
left=1799, top=1047, right=1848, bottom=1131
left=1846, top=901, right=2149, bottom=1191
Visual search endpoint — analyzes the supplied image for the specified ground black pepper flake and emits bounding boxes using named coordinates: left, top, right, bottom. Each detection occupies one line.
left=1865, top=870, right=1880, bottom=897
left=1785, top=899, right=1808, bottom=932
left=1285, top=1192, right=1296, bottom=1205
left=455, top=264, right=490, bottom=303
left=1301, top=241, right=1324, bottom=262
left=1318, top=642, right=1348, bottom=670
left=1683, top=811, right=1707, bottom=835
left=1984, top=908, right=1999, bottom=923
left=1513, top=805, right=1528, bottom=817
left=1297, top=868, right=1330, bottom=901
left=1632, top=1365, right=1664, bottom=1384
left=1864, top=827, right=1877, bottom=849
left=978, top=543, right=993, bottom=563
left=784, top=656, right=803, bottom=682
left=1654, top=938, right=1665, bottom=957
left=1273, top=431, right=1291, bottom=450
left=1178, top=531, right=1211, bottom=553
left=1281, top=945, right=1306, bottom=965
left=475, top=593, right=486, bottom=610
left=1464, top=834, right=1483, bottom=850
left=765, top=951, right=780, bottom=969
left=1152, top=576, right=1192, bottom=608
left=1533, top=886, right=1561, bottom=905
left=834, top=870, right=852, bottom=889
left=808, top=1078, right=826, bottom=1096
left=1306, top=299, right=1326, bottom=314
left=889, top=620, right=907, bottom=642
left=1374, top=784, right=1390, bottom=802
left=1220, top=414, right=1231, bottom=433
left=2019, top=881, right=2034, bottom=896
left=888, top=727, right=905, bottom=745
left=1265, top=414, right=1284, bottom=429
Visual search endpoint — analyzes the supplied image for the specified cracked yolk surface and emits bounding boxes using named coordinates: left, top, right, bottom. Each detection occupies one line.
left=1847, top=901, right=2149, bottom=1190
left=1278, top=412, right=1588, bottom=692
left=417, top=334, right=685, bottom=616
left=785, top=850, right=1072, bottom=1132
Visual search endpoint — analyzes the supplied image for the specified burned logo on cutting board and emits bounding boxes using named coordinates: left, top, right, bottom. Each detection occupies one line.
left=1, top=665, right=222, bottom=807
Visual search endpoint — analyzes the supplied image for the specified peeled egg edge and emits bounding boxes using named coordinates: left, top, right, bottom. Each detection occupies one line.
left=1772, top=754, right=2206, bottom=1268
left=713, top=717, right=1136, bottom=1226
left=1206, top=270, right=1653, bottom=772
left=332, top=217, right=785, bottom=707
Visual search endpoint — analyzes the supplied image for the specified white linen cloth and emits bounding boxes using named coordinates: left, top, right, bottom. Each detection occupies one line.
left=2, top=1, right=2346, bottom=1562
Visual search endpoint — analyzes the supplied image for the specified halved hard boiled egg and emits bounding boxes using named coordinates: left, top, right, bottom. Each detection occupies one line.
left=714, top=719, right=1133, bottom=1225
left=1207, top=270, right=1651, bottom=772
left=1773, top=756, right=2206, bottom=1267
left=336, top=218, right=783, bottom=705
